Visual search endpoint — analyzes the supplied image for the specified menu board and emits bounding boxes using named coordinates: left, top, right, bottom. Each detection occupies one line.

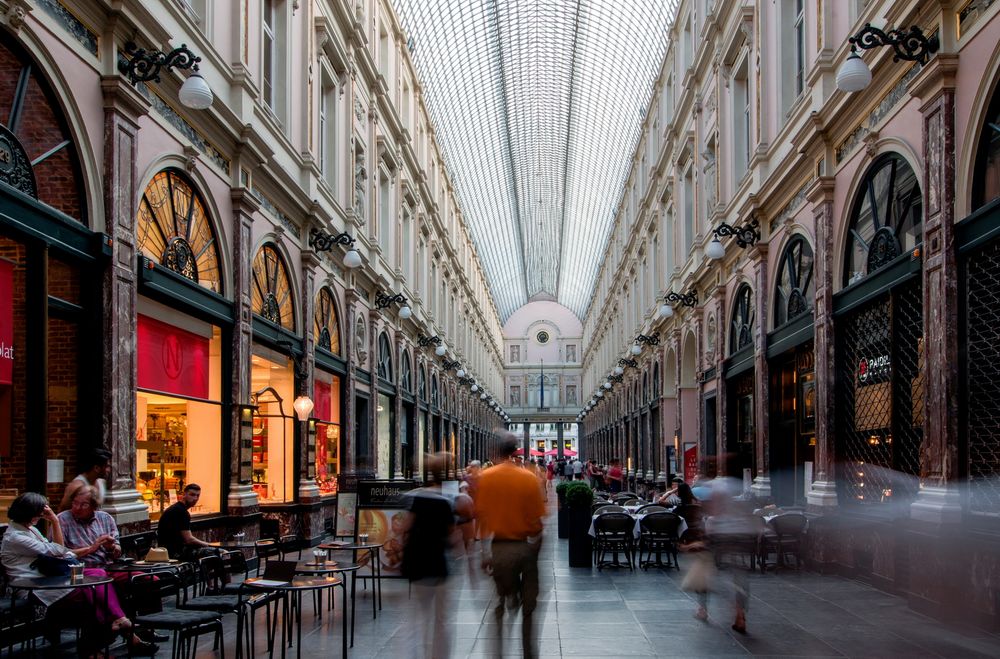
left=355, top=479, right=417, bottom=578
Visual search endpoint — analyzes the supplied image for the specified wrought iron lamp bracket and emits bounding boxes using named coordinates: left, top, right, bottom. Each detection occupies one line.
left=441, top=359, right=461, bottom=371
left=849, top=23, right=939, bottom=64
left=118, top=42, right=201, bottom=84
left=417, top=334, right=442, bottom=347
left=665, top=291, right=698, bottom=308
left=635, top=333, right=660, bottom=346
left=712, top=216, right=760, bottom=249
left=309, top=228, right=355, bottom=252
left=375, top=292, right=406, bottom=310
left=609, top=374, right=624, bottom=384
left=618, top=357, right=639, bottom=369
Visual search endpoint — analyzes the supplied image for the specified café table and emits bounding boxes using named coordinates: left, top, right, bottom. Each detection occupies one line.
left=317, top=541, right=384, bottom=620
left=10, top=573, right=115, bottom=657
left=588, top=511, right=689, bottom=540
left=296, top=560, right=364, bottom=647
left=242, top=574, right=346, bottom=658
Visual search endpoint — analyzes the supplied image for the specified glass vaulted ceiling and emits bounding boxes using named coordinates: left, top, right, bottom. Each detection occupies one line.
left=393, top=0, right=678, bottom=321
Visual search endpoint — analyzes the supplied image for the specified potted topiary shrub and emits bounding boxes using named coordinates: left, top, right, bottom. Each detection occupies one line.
left=555, top=480, right=570, bottom=539
left=564, top=481, right=594, bottom=568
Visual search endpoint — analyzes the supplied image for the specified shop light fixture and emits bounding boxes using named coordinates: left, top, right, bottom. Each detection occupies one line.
left=663, top=290, right=698, bottom=312
left=609, top=374, right=623, bottom=384
left=309, top=229, right=362, bottom=268
left=836, top=23, right=939, bottom=93
left=456, top=368, right=466, bottom=378
left=705, top=216, right=760, bottom=261
left=603, top=381, right=612, bottom=390
left=417, top=334, right=441, bottom=348
left=375, top=292, right=411, bottom=319
left=471, top=383, right=479, bottom=392
left=441, top=358, right=461, bottom=371
left=118, top=41, right=214, bottom=109
left=635, top=333, right=659, bottom=347
left=618, top=357, right=638, bottom=369
left=596, top=390, right=604, bottom=398
left=613, top=365, right=624, bottom=375
left=293, top=395, right=314, bottom=421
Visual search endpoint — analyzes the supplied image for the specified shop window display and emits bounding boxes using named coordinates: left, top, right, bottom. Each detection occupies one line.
left=314, top=374, right=342, bottom=494
left=135, top=314, right=222, bottom=519
left=250, top=350, right=295, bottom=502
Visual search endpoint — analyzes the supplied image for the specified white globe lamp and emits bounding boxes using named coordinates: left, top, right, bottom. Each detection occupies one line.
left=705, top=237, right=726, bottom=260
left=435, top=344, right=447, bottom=357
left=836, top=51, right=872, bottom=92
left=614, top=366, right=624, bottom=376
left=630, top=343, right=642, bottom=356
left=399, top=305, right=412, bottom=320
left=343, top=249, right=362, bottom=269
left=659, top=303, right=674, bottom=319
left=179, top=72, right=214, bottom=109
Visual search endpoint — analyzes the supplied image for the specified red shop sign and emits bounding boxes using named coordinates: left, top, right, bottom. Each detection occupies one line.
left=137, top=314, right=209, bottom=399
left=314, top=380, right=332, bottom=422
left=0, top=259, right=13, bottom=385
left=683, top=445, right=698, bottom=483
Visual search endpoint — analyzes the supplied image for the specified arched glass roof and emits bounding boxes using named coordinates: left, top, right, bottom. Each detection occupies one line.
left=393, top=0, right=678, bottom=321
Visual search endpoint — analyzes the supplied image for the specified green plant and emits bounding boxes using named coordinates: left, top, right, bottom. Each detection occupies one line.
left=564, top=481, right=594, bottom=509
left=555, top=481, right=571, bottom=498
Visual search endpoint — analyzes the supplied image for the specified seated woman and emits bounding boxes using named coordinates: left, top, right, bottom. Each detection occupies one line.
left=1, top=492, right=156, bottom=656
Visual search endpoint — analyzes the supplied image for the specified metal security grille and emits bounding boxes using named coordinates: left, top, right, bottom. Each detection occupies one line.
left=836, top=280, right=923, bottom=505
left=965, top=237, right=1000, bottom=515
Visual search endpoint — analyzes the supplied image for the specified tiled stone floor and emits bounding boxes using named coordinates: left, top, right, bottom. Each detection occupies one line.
left=20, top=497, right=1000, bottom=657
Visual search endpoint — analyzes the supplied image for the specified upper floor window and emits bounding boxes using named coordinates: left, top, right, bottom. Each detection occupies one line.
left=729, top=283, right=755, bottom=354
left=973, top=77, right=1000, bottom=210
left=314, top=287, right=341, bottom=355
left=774, top=236, right=814, bottom=327
left=377, top=332, right=393, bottom=382
left=844, top=153, right=922, bottom=287
left=400, top=349, right=412, bottom=392
left=262, top=0, right=287, bottom=122
left=251, top=243, right=295, bottom=330
left=137, top=170, right=222, bottom=294
left=417, top=365, right=426, bottom=400
left=780, top=0, right=806, bottom=114
left=319, top=68, right=337, bottom=190
left=733, top=58, right=751, bottom=180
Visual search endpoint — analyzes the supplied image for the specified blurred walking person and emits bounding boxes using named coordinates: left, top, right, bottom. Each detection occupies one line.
left=477, top=434, right=547, bottom=659
left=401, top=453, right=455, bottom=657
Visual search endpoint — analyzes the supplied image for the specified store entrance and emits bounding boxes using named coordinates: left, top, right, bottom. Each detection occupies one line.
left=725, top=372, right=755, bottom=480
left=354, top=396, right=370, bottom=474
left=769, top=343, right=815, bottom=506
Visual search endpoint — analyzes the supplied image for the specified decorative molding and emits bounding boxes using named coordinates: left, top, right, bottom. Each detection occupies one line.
left=137, top=84, right=231, bottom=174
left=2, top=0, right=31, bottom=32
left=35, top=0, right=96, bottom=55
left=835, top=64, right=921, bottom=164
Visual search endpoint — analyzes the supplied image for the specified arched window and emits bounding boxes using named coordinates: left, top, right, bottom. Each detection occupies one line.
left=843, top=153, right=922, bottom=287
left=642, top=372, right=649, bottom=404
left=972, top=78, right=1000, bottom=210
left=431, top=375, right=439, bottom=407
left=137, top=170, right=222, bottom=293
left=313, top=287, right=341, bottom=354
left=730, top=284, right=755, bottom=354
left=774, top=236, right=814, bottom=327
left=251, top=244, right=295, bottom=330
left=377, top=332, right=393, bottom=382
left=652, top=363, right=660, bottom=399
left=400, top=350, right=412, bottom=392
left=417, top=365, right=426, bottom=400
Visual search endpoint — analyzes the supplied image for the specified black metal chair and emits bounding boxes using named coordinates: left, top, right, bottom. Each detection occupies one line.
left=638, top=512, right=683, bottom=569
left=706, top=514, right=766, bottom=572
left=279, top=534, right=301, bottom=561
left=120, top=531, right=157, bottom=560
left=0, top=563, right=39, bottom=656
left=128, top=569, right=224, bottom=659
left=635, top=504, right=669, bottom=515
left=255, top=539, right=280, bottom=577
left=595, top=504, right=627, bottom=514
left=612, top=492, right=638, bottom=503
left=762, top=513, right=808, bottom=569
left=674, top=503, right=704, bottom=541
left=591, top=501, right=613, bottom=514
left=593, top=512, right=636, bottom=570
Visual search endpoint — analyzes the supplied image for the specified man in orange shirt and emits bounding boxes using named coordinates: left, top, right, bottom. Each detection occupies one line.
left=477, top=434, right=546, bottom=659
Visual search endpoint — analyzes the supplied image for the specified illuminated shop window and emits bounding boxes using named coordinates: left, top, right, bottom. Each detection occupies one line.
left=250, top=349, right=295, bottom=502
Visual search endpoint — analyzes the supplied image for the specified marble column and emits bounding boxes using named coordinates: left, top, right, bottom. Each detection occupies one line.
left=909, top=54, right=962, bottom=523
left=343, top=288, right=363, bottom=471
left=99, top=75, right=149, bottom=526
left=644, top=409, right=654, bottom=482
left=806, top=177, right=839, bottom=509
left=227, top=188, right=262, bottom=513
left=393, top=333, right=405, bottom=479
left=298, top=251, right=320, bottom=502
left=750, top=242, right=771, bottom=498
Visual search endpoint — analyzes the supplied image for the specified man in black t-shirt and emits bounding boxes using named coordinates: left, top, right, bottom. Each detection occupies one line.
left=157, top=484, right=213, bottom=559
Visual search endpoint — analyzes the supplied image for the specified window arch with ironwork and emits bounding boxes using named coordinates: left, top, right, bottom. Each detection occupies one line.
left=377, top=332, right=393, bottom=382
left=251, top=243, right=295, bottom=330
left=313, top=287, right=341, bottom=354
left=642, top=372, right=649, bottom=404
left=652, top=363, right=660, bottom=400
left=417, top=365, right=427, bottom=401
left=137, top=170, right=222, bottom=293
left=972, top=76, right=1000, bottom=210
left=730, top=284, right=755, bottom=354
left=843, top=153, right=922, bottom=287
left=431, top=374, right=440, bottom=408
left=400, top=349, right=412, bottom=393
left=774, top=236, right=814, bottom=327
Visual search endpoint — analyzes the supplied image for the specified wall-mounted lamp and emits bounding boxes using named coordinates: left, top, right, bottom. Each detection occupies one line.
left=441, top=358, right=461, bottom=371
left=309, top=229, right=362, bottom=268
left=417, top=334, right=441, bottom=348
left=470, top=383, right=479, bottom=392
left=375, top=292, right=411, bottom=319
left=609, top=374, right=624, bottom=384
left=836, top=23, right=939, bottom=93
left=618, top=357, right=639, bottom=369
left=635, top=333, right=659, bottom=347
left=118, top=42, right=213, bottom=109
left=613, top=365, right=624, bottom=375
left=458, top=376, right=475, bottom=386
left=705, top=216, right=760, bottom=260
left=603, top=381, right=612, bottom=390
left=293, top=395, right=314, bottom=421
left=661, top=291, right=698, bottom=321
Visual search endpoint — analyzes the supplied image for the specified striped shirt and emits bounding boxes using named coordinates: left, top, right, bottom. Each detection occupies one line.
left=56, top=510, right=119, bottom=566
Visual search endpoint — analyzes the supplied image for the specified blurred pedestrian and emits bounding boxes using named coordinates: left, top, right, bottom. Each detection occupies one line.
left=606, top=459, right=624, bottom=493
left=402, top=453, right=455, bottom=657
left=59, top=448, right=111, bottom=511
left=478, top=434, right=546, bottom=659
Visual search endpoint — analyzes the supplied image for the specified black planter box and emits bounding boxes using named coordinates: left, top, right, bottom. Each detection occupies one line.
left=566, top=506, right=593, bottom=568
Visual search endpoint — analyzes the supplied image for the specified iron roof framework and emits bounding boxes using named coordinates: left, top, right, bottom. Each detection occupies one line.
left=393, top=0, right=678, bottom=321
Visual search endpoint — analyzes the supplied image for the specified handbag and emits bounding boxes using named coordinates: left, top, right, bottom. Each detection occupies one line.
left=30, top=554, right=78, bottom=577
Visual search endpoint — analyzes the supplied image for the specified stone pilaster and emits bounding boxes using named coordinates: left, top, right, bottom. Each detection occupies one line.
left=227, top=188, right=261, bottom=512
left=909, top=54, right=962, bottom=523
left=393, top=333, right=405, bottom=479
left=750, top=242, right=771, bottom=498
left=343, top=288, right=363, bottom=471
left=99, top=75, right=149, bottom=525
left=807, top=177, right=839, bottom=509
left=644, top=408, right=654, bottom=482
